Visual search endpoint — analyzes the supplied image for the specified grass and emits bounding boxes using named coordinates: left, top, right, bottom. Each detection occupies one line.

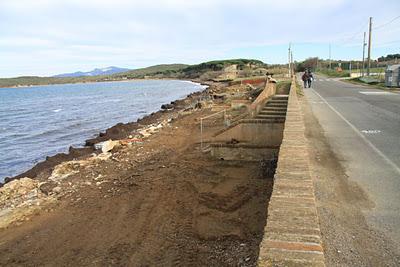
left=276, top=80, right=291, bottom=94
left=347, top=67, right=385, bottom=74
left=316, top=69, right=350, bottom=78
left=316, top=67, right=386, bottom=79
left=295, top=80, right=304, bottom=96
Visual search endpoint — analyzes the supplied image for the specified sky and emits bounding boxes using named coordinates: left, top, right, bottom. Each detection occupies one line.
left=0, top=0, right=399, bottom=77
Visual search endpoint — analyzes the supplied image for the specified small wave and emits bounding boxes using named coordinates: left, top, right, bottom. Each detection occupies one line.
left=53, top=109, right=62, bottom=113
left=180, top=80, right=208, bottom=90
left=98, top=99, right=123, bottom=104
left=180, top=80, right=198, bottom=85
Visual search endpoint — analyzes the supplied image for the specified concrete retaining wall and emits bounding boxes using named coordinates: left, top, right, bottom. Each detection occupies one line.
left=258, top=77, right=326, bottom=266
left=212, top=121, right=284, bottom=146
left=250, top=78, right=277, bottom=116
left=210, top=144, right=278, bottom=161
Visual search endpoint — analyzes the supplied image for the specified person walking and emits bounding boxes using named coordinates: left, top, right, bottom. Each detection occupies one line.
left=307, top=70, right=314, bottom=88
left=302, top=70, right=309, bottom=88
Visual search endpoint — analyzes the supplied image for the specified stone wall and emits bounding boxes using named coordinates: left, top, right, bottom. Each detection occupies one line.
left=257, top=77, right=326, bottom=266
left=250, top=78, right=277, bottom=116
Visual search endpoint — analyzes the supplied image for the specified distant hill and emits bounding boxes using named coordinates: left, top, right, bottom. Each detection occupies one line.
left=53, top=66, right=131, bottom=77
left=0, top=59, right=277, bottom=88
left=113, top=64, right=189, bottom=79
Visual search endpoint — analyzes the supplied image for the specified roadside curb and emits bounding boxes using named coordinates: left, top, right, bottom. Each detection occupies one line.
left=258, top=77, right=326, bottom=266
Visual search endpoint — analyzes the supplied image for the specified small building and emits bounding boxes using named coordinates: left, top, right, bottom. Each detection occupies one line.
left=385, top=64, right=400, bottom=87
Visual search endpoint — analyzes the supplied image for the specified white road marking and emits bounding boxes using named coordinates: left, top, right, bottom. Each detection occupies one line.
left=310, top=88, right=400, bottom=175
left=361, top=130, right=381, bottom=134
left=359, top=91, right=395, bottom=95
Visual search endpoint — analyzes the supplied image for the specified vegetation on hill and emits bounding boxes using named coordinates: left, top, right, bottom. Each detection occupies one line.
left=0, top=76, right=100, bottom=88
left=0, top=59, right=285, bottom=88
left=113, top=64, right=188, bottom=79
left=377, top=54, right=400, bottom=62
left=0, top=64, right=188, bottom=88
left=180, top=59, right=265, bottom=79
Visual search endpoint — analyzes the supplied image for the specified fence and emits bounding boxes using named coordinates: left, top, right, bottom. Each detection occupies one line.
left=199, top=105, right=251, bottom=151
left=200, top=109, right=227, bottom=151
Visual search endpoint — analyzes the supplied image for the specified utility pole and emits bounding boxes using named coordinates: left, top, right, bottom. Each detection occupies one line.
left=362, top=32, right=366, bottom=77
left=288, top=43, right=291, bottom=77
left=329, top=44, right=332, bottom=69
left=367, top=17, right=372, bottom=76
left=291, top=51, right=294, bottom=75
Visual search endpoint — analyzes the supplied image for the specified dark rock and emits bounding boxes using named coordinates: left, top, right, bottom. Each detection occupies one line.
left=195, top=102, right=202, bottom=109
left=161, top=103, right=174, bottom=110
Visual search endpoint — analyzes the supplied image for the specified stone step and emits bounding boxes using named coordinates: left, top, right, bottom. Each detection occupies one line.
left=268, top=100, right=288, bottom=104
left=262, top=106, right=287, bottom=111
left=260, top=108, right=287, bottom=112
left=256, top=114, right=286, bottom=119
left=273, top=94, right=289, bottom=98
left=254, top=118, right=286, bottom=123
left=266, top=103, right=288, bottom=107
left=259, top=110, right=286, bottom=115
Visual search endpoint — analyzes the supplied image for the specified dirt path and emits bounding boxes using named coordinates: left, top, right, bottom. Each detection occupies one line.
left=0, top=90, right=273, bottom=266
left=301, top=94, right=400, bottom=266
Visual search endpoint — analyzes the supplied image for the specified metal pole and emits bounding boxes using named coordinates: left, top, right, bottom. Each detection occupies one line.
left=329, top=44, right=332, bottom=69
left=362, top=32, right=366, bottom=77
left=367, top=17, right=372, bottom=76
left=291, top=51, right=294, bottom=75
left=288, top=43, right=291, bottom=77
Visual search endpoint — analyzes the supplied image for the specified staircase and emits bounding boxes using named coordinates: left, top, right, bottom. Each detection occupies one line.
left=208, top=94, right=289, bottom=160
left=255, top=95, right=288, bottom=122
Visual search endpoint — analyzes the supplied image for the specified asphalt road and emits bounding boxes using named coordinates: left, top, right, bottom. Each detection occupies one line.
left=303, top=76, right=400, bottom=247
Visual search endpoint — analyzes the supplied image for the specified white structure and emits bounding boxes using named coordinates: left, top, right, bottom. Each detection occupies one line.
left=385, top=64, right=400, bottom=87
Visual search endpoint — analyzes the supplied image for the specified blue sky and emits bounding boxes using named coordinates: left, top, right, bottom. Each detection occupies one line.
left=0, top=0, right=399, bottom=77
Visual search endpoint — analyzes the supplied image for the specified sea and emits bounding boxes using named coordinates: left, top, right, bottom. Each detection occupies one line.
left=0, top=80, right=205, bottom=182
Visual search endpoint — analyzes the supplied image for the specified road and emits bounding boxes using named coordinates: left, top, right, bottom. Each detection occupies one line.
left=304, top=76, right=400, bottom=249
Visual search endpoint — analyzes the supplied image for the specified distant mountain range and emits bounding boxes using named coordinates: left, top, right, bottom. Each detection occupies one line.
left=53, top=66, right=131, bottom=77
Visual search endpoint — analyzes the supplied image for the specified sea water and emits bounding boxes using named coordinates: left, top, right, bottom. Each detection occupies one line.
left=0, top=80, right=205, bottom=182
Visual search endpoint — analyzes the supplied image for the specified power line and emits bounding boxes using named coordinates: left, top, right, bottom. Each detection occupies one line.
left=334, top=15, right=400, bottom=45
left=337, top=21, right=369, bottom=45
left=373, top=15, right=400, bottom=30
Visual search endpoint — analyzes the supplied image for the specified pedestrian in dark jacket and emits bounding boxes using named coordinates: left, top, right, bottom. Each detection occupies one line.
left=302, top=71, right=309, bottom=88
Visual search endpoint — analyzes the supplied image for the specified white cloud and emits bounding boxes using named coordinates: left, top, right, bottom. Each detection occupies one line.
left=0, top=0, right=399, bottom=77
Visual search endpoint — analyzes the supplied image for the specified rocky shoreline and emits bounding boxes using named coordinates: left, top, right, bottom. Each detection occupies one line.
left=2, top=79, right=214, bottom=186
